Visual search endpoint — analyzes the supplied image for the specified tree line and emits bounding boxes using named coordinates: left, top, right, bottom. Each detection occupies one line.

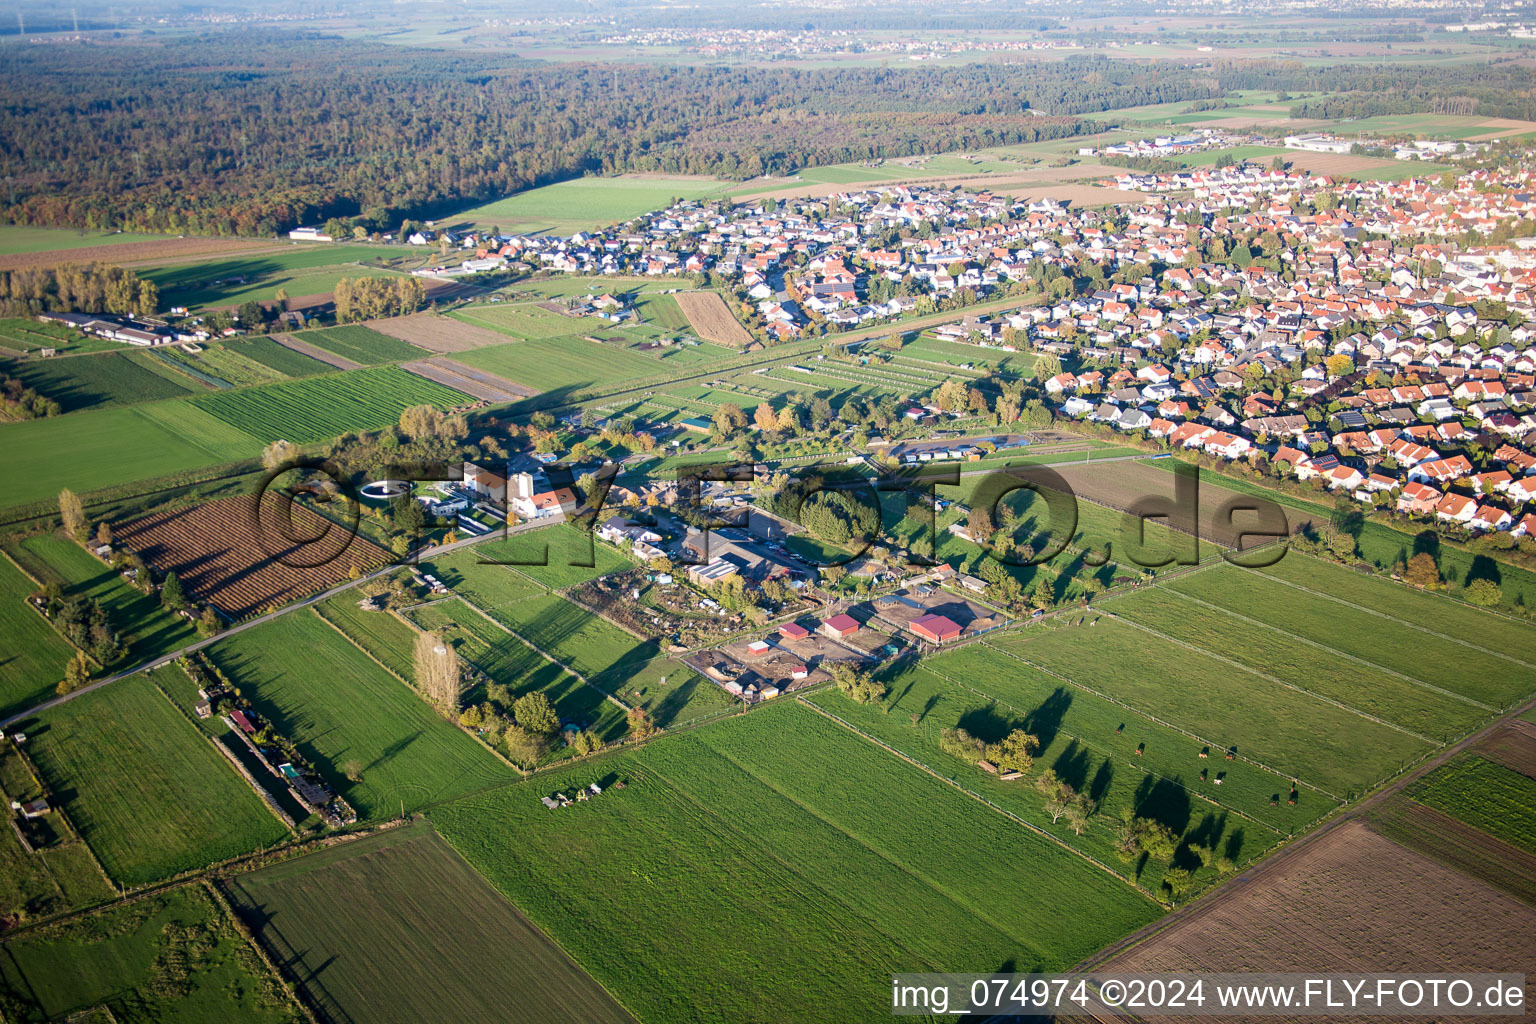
left=0, top=264, right=159, bottom=319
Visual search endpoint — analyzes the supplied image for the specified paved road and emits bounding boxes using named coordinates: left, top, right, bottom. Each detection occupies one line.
left=0, top=520, right=542, bottom=729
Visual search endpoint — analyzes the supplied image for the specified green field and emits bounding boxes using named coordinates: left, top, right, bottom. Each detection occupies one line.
left=900, top=333, right=1037, bottom=375
left=292, top=324, right=427, bottom=365
left=23, top=676, right=289, bottom=886
left=0, top=741, right=116, bottom=920
left=226, top=823, right=634, bottom=1024
left=222, top=336, right=333, bottom=377
left=1406, top=754, right=1536, bottom=855
left=1256, top=552, right=1536, bottom=667
left=144, top=246, right=407, bottom=309
left=0, top=882, right=302, bottom=1024
left=453, top=334, right=704, bottom=392
left=416, top=544, right=551, bottom=613
left=2, top=351, right=202, bottom=413
left=451, top=176, right=735, bottom=235
left=455, top=303, right=586, bottom=339
left=314, top=595, right=419, bottom=681
left=903, top=647, right=1339, bottom=841
left=807, top=661, right=1293, bottom=894
left=1164, top=559, right=1536, bottom=711
left=409, top=597, right=629, bottom=745
left=467, top=526, right=634, bottom=590
left=10, top=532, right=198, bottom=669
left=431, top=701, right=1161, bottom=1024
left=1144, top=460, right=1536, bottom=613
left=1107, top=584, right=1491, bottom=739
left=988, top=615, right=1431, bottom=797
left=189, top=365, right=468, bottom=443
left=207, top=613, right=518, bottom=820
left=0, top=400, right=262, bottom=514
left=478, top=592, right=734, bottom=727
left=0, top=554, right=74, bottom=717
left=0, top=226, right=174, bottom=256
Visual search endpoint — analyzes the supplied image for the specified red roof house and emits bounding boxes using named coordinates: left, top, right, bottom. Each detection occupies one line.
left=821, top=613, right=860, bottom=638
left=910, top=613, right=962, bottom=644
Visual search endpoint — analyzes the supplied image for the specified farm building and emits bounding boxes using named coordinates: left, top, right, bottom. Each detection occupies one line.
left=821, top=613, right=860, bottom=638
left=910, top=614, right=962, bottom=645
left=779, top=622, right=811, bottom=640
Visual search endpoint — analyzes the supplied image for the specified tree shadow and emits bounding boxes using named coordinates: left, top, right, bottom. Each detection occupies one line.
left=1132, top=774, right=1191, bottom=835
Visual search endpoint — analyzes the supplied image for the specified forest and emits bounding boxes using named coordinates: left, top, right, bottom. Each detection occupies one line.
left=3, top=33, right=1534, bottom=239
left=0, top=36, right=1215, bottom=236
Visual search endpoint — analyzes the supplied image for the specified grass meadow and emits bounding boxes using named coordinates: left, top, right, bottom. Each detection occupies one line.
left=453, top=335, right=697, bottom=392
left=11, top=532, right=198, bottom=667
left=408, top=598, right=629, bottom=744
left=484, top=593, right=735, bottom=727
left=809, top=658, right=1319, bottom=890
left=225, top=824, right=634, bottom=1024
left=189, top=365, right=468, bottom=443
left=0, top=401, right=261, bottom=513
left=0, top=554, right=74, bottom=717
left=23, top=676, right=288, bottom=886
left=314, top=595, right=419, bottom=681
left=143, top=246, right=405, bottom=309
left=207, top=612, right=518, bottom=820
left=1107, top=584, right=1492, bottom=738
left=0, top=882, right=301, bottom=1024
left=987, top=616, right=1432, bottom=797
left=292, top=324, right=426, bottom=365
left=2, top=351, right=202, bottom=413
left=430, top=701, right=1162, bottom=1024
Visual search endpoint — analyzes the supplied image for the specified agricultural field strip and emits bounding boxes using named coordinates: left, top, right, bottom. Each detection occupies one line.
left=547, top=757, right=948, bottom=982
left=1101, top=612, right=1438, bottom=745
left=1117, top=586, right=1494, bottom=712
left=978, top=640, right=1348, bottom=801
left=915, top=661, right=1291, bottom=840
left=794, top=697, right=1155, bottom=897
left=1253, top=570, right=1536, bottom=672
left=448, top=594, right=632, bottom=711
left=642, top=753, right=1041, bottom=955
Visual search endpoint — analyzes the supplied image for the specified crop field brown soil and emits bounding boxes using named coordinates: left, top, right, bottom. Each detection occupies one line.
left=1475, top=719, right=1536, bottom=779
left=1091, top=820, right=1536, bottom=1022
left=1372, top=799, right=1536, bottom=907
left=673, top=291, right=753, bottom=348
left=365, top=313, right=510, bottom=353
left=0, top=237, right=284, bottom=272
left=114, top=493, right=390, bottom=618
left=1466, top=118, right=1536, bottom=141
left=267, top=333, right=361, bottom=370
left=403, top=357, right=537, bottom=400
left=1273, top=151, right=1401, bottom=176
